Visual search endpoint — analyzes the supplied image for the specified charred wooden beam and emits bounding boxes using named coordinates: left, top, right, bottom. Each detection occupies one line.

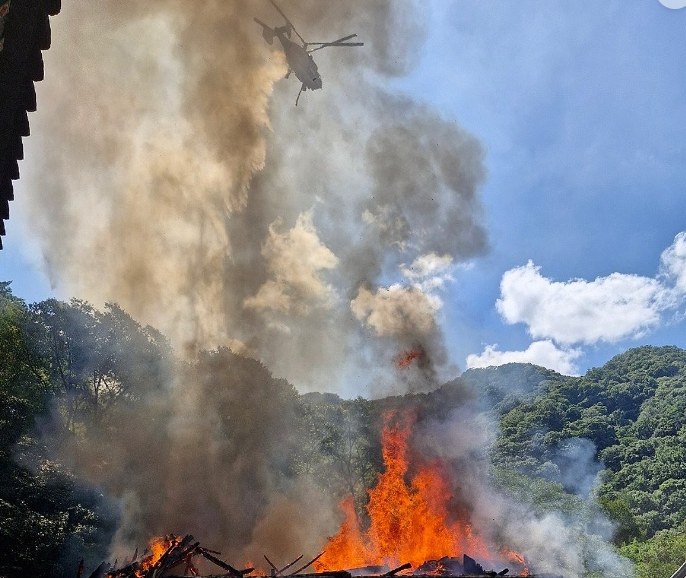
left=289, top=552, right=325, bottom=576
left=348, top=566, right=389, bottom=577
left=382, top=563, right=411, bottom=577
left=265, top=555, right=280, bottom=575
left=87, top=562, right=111, bottom=578
left=463, top=554, right=484, bottom=576
left=198, top=547, right=244, bottom=577
left=107, top=560, right=142, bottom=578
left=265, top=554, right=306, bottom=576
left=151, top=537, right=200, bottom=578
left=280, top=554, right=305, bottom=574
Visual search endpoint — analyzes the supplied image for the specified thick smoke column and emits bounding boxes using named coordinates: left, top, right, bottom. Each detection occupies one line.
left=24, top=0, right=487, bottom=392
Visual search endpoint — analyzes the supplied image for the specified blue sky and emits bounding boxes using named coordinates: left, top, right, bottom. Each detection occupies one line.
left=2, top=1, right=686, bottom=380
left=404, top=1, right=686, bottom=375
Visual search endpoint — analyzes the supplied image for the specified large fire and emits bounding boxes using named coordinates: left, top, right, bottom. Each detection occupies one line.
left=315, top=412, right=527, bottom=574
left=90, top=413, right=529, bottom=578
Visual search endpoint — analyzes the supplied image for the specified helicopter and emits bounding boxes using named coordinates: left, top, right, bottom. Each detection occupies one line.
left=254, top=0, right=363, bottom=106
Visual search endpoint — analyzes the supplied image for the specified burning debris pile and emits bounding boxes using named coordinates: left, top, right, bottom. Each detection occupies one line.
left=312, top=413, right=529, bottom=577
left=80, top=534, right=256, bottom=578
left=80, top=533, right=525, bottom=578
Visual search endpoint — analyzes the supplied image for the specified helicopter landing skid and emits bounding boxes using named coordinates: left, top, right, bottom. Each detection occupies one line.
left=295, top=83, right=305, bottom=106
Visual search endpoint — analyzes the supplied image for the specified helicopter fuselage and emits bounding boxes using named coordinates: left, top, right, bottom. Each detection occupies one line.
left=275, top=31, right=322, bottom=91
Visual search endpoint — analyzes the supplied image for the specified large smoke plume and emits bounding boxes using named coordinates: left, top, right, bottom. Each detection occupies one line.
left=17, top=1, right=630, bottom=576
left=24, top=0, right=486, bottom=393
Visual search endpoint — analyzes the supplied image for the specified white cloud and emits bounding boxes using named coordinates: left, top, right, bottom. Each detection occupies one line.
left=496, top=261, right=673, bottom=345
left=466, top=340, right=581, bottom=375
left=494, top=232, right=686, bottom=347
left=473, top=233, right=686, bottom=375
left=660, top=231, right=686, bottom=292
left=244, top=210, right=339, bottom=314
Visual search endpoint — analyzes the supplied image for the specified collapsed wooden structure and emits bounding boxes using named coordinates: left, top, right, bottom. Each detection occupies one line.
left=77, top=534, right=523, bottom=578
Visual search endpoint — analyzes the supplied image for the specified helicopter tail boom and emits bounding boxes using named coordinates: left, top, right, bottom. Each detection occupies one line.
left=255, top=17, right=293, bottom=45
left=254, top=18, right=275, bottom=44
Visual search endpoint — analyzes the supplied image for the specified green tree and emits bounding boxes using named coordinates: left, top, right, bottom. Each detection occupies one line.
left=621, top=523, right=686, bottom=578
left=0, top=283, right=114, bottom=578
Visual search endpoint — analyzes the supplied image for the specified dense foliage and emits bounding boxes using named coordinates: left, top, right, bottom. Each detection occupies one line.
left=0, top=284, right=169, bottom=577
left=489, top=347, right=686, bottom=538
left=485, top=346, right=686, bottom=575
left=2, top=281, right=686, bottom=577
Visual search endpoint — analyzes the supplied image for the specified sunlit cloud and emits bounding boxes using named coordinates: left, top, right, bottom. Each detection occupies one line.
left=496, top=262, right=670, bottom=345
left=469, top=233, right=686, bottom=374
left=466, top=340, right=582, bottom=376
left=660, top=231, right=686, bottom=292
left=495, top=233, right=686, bottom=346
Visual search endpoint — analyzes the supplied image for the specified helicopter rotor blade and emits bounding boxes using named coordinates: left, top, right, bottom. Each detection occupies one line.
left=307, top=42, right=364, bottom=53
left=268, top=0, right=307, bottom=46
left=307, top=34, right=358, bottom=45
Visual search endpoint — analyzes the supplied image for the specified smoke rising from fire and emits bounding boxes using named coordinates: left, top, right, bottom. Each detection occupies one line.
left=410, top=408, right=633, bottom=578
left=24, top=0, right=486, bottom=392
left=19, top=1, right=632, bottom=576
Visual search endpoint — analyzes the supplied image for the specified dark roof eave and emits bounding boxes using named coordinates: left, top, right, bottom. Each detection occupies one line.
left=0, top=0, right=61, bottom=250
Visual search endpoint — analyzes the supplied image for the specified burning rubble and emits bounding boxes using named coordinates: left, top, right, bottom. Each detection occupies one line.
left=82, top=536, right=526, bottom=578
left=78, top=534, right=257, bottom=578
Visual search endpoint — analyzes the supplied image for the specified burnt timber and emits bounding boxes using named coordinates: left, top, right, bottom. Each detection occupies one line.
left=0, top=0, right=61, bottom=249
left=81, top=535, right=534, bottom=578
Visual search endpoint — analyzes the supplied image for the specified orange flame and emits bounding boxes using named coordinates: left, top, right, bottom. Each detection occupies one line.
left=315, top=412, right=502, bottom=572
left=134, top=535, right=177, bottom=577
left=501, top=550, right=529, bottom=576
left=394, top=349, right=425, bottom=369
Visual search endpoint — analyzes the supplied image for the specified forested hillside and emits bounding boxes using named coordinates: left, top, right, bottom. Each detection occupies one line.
left=487, top=346, right=686, bottom=578
left=2, top=283, right=686, bottom=578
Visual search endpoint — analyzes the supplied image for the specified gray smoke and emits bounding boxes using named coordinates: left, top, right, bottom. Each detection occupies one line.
left=47, top=348, right=340, bottom=563
left=413, top=407, right=633, bottom=578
